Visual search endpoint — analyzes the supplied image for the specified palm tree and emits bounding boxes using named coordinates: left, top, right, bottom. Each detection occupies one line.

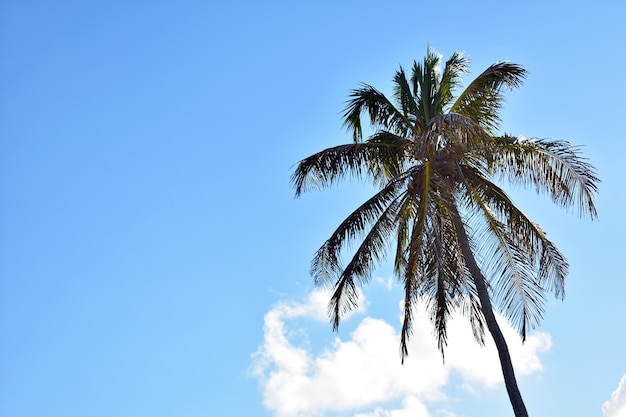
left=291, top=47, right=599, bottom=417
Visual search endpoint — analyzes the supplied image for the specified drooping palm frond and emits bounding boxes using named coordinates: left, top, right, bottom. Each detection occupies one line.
left=311, top=172, right=410, bottom=287
left=458, top=292, right=487, bottom=346
left=424, top=196, right=467, bottom=357
left=366, top=131, right=413, bottom=183
left=400, top=170, right=472, bottom=360
left=291, top=138, right=409, bottom=196
left=481, top=186, right=568, bottom=300
left=398, top=157, right=433, bottom=360
left=393, top=191, right=416, bottom=277
left=458, top=167, right=569, bottom=338
left=327, top=190, right=408, bottom=330
left=475, top=209, right=546, bottom=340
left=450, top=62, right=527, bottom=133
left=492, top=138, right=599, bottom=219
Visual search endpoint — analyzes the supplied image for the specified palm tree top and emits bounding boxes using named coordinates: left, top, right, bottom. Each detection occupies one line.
left=292, top=46, right=598, bottom=369
left=342, top=47, right=527, bottom=143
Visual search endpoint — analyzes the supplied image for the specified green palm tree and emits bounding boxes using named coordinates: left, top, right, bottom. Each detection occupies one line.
left=291, top=47, right=599, bottom=417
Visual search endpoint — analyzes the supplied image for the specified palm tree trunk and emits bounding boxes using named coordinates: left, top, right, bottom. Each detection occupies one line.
left=449, top=204, right=529, bottom=417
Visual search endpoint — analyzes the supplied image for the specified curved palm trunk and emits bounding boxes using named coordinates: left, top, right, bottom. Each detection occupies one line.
left=450, top=204, right=529, bottom=417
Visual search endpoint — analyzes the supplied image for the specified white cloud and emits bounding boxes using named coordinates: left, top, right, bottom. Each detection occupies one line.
left=603, top=374, right=626, bottom=417
left=373, top=276, right=395, bottom=291
left=252, top=287, right=551, bottom=417
left=354, top=396, right=434, bottom=417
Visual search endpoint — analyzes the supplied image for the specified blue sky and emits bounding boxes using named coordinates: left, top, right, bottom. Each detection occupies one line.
left=1, top=1, right=625, bottom=417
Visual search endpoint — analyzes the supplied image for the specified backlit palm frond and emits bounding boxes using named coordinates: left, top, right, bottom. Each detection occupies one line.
left=427, top=195, right=467, bottom=357
left=311, top=173, right=409, bottom=287
left=464, top=169, right=569, bottom=299
left=394, top=67, right=420, bottom=125
left=433, top=193, right=486, bottom=348
left=458, top=294, right=487, bottom=346
left=493, top=137, right=599, bottom=219
left=410, top=48, right=441, bottom=125
left=478, top=213, right=546, bottom=341
left=399, top=213, right=427, bottom=362
left=343, top=84, right=414, bottom=141
left=328, top=192, right=408, bottom=331
left=399, top=160, right=433, bottom=361
left=402, top=172, right=467, bottom=360
left=291, top=141, right=406, bottom=196
left=365, top=131, right=413, bottom=183
left=459, top=169, right=568, bottom=339
left=435, top=51, right=469, bottom=115
left=393, top=190, right=418, bottom=278
left=434, top=183, right=484, bottom=349
left=450, top=62, right=526, bottom=133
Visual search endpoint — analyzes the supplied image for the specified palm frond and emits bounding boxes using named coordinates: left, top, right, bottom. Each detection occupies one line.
left=450, top=62, right=527, bottom=133
left=470, top=171, right=569, bottom=298
left=458, top=294, right=487, bottom=345
left=366, top=131, right=413, bottom=183
left=400, top=160, right=432, bottom=361
left=435, top=51, right=469, bottom=115
left=342, top=84, right=413, bottom=141
left=428, top=211, right=458, bottom=356
left=291, top=140, right=407, bottom=196
left=480, top=215, right=546, bottom=341
left=311, top=173, right=409, bottom=287
left=492, top=137, right=599, bottom=219
left=428, top=189, right=471, bottom=355
left=393, top=67, right=423, bottom=122
left=411, top=48, right=441, bottom=124
left=392, top=188, right=421, bottom=278
left=459, top=167, right=569, bottom=338
left=328, top=191, right=408, bottom=330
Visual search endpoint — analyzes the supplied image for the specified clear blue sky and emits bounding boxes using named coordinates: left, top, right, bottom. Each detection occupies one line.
left=1, top=1, right=625, bottom=417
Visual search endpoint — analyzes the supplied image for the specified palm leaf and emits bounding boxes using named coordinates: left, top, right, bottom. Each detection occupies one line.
left=450, top=62, right=526, bottom=133
left=328, top=191, right=407, bottom=330
left=492, top=137, right=599, bottom=219
left=291, top=140, right=407, bottom=196
left=400, top=160, right=432, bottom=361
left=343, top=85, right=413, bottom=141
left=434, top=51, right=469, bottom=115
left=311, top=172, right=409, bottom=286
left=459, top=167, right=569, bottom=338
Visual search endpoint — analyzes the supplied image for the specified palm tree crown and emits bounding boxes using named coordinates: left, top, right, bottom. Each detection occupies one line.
left=292, top=47, right=599, bottom=417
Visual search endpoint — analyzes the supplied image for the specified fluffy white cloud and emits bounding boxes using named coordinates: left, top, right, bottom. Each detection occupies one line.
left=251, top=287, right=551, bottom=417
left=603, top=374, right=626, bottom=417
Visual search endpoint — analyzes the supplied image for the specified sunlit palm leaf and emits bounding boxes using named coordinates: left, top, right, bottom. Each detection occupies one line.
left=459, top=169, right=568, bottom=338
left=492, top=138, right=599, bottom=219
left=450, top=62, right=526, bottom=133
